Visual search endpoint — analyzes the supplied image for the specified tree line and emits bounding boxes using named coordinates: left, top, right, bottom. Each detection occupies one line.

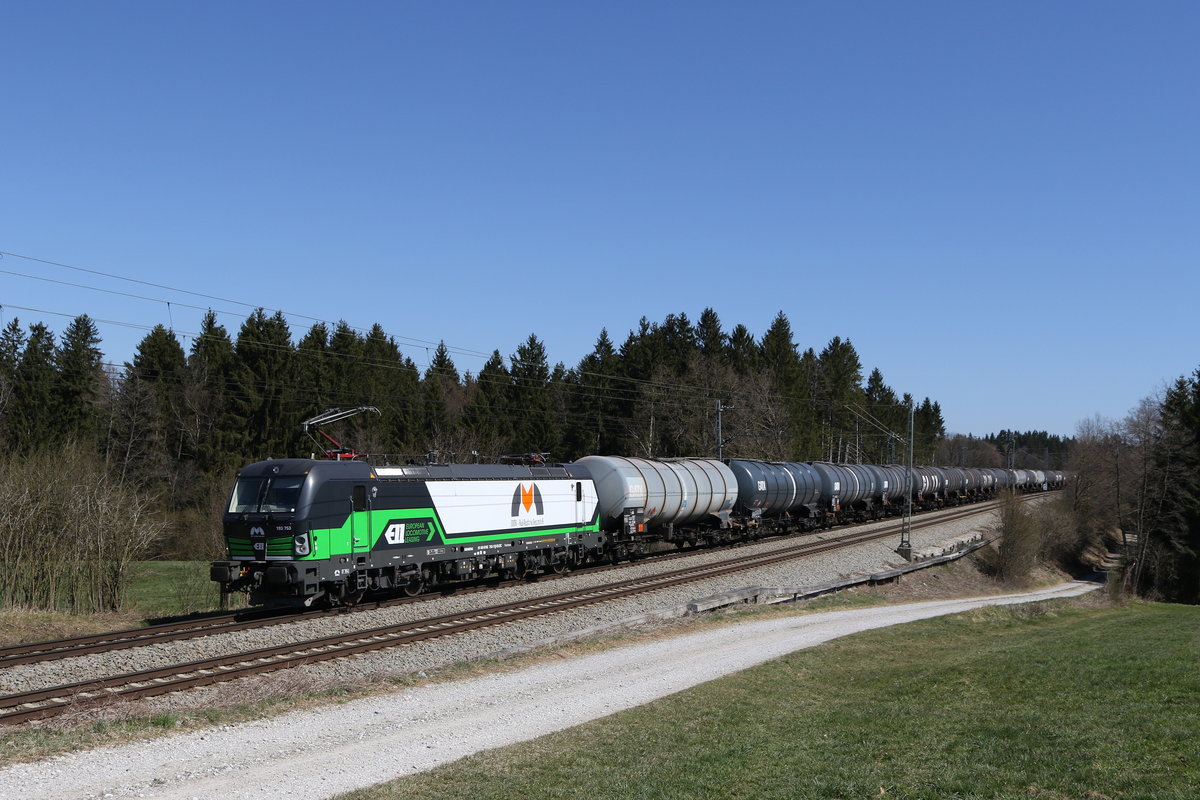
left=0, top=304, right=1035, bottom=610
left=1065, top=366, right=1200, bottom=603
left=0, top=307, right=956, bottom=473
left=5, top=305, right=1193, bottom=606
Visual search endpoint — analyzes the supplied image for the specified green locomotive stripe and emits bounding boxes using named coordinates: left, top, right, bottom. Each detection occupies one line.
left=226, top=536, right=292, bottom=558
left=228, top=541, right=255, bottom=556
left=266, top=539, right=293, bottom=556
left=305, top=507, right=446, bottom=557
left=281, top=508, right=601, bottom=560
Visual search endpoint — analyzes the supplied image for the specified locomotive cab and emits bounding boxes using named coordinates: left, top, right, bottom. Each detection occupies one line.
left=211, top=458, right=373, bottom=606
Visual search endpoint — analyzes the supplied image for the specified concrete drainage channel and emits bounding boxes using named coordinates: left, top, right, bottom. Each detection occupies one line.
left=491, top=534, right=998, bottom=658
left=689, top=534, right=997, bottom=612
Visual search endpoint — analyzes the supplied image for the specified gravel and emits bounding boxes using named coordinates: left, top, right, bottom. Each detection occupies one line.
left=0, top=579, right=1098, bottom=800
left=0, top=507, right=1000, bottom=699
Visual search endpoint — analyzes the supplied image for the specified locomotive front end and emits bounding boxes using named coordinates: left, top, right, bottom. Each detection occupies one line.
left=211, top=459, right=318, bottom=604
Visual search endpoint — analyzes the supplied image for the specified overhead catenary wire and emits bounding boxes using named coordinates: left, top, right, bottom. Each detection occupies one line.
left=2, top=297, right=926, bottom=422
left=1, top=248, right=941, bottom=455
left=4, top=247, right=895, bottom=409
left=0, top=249, right=494, bottom=362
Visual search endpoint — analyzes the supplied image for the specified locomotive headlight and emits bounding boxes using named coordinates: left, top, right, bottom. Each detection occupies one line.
left=294, top=532, right=311, bottom=557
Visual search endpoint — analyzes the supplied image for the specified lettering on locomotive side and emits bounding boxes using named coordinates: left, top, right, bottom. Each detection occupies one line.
left=383, top=523, right=405, bottom=545
left=377, top=519, right=436, bottom=547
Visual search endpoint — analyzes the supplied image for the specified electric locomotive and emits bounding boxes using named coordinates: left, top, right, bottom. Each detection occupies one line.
left=210, top=457, right=604, bottom=606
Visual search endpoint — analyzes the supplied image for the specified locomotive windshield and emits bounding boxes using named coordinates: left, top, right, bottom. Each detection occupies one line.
left=228, top=475, right=304, bottom=513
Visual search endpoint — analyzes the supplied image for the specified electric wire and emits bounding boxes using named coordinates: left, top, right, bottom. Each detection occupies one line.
left=1, top=248, right=940, bottom=457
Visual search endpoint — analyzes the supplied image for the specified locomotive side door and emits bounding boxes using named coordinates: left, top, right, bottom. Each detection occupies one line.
left=574, top=481, right=584, bottom=530
left=350, top=484, right=371, bottom=562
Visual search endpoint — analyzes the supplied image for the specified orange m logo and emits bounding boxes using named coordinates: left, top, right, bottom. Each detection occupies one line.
left=511, top=483, right=544, bottom=516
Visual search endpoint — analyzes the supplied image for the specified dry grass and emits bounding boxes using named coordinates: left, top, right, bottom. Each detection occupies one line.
left=0, top=608, right=146, bottom=647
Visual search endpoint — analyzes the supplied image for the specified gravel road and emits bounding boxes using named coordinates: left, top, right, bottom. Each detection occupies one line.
left=0, top=579, right=1097, bottom=800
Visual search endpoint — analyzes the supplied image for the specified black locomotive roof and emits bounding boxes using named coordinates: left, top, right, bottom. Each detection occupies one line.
left=236, top=458, right=374, bottom=480
left=236, top=458, right=591, bottom=482
left=374, top=462, right=587, bottom=481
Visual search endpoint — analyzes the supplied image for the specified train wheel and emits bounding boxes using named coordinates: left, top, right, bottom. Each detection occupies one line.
left=509, top=557, right=533, bottom=581
left=401, top=573, right=426, bottom=597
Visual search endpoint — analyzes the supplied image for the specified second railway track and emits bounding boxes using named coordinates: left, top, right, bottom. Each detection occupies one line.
left=0, top=498, right=1009, bottom=670
left=0, top=500, right=1008, bottom=725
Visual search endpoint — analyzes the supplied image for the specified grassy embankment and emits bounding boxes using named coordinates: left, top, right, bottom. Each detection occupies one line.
left=0, top=562, right=225, bottom=646
left=124, top=561, right=226, bottom=618
left=336, top=599, right=1199, bottom=800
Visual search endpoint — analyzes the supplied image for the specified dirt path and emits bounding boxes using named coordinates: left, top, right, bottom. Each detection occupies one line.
left=3, top=581, right=1097, bottom=800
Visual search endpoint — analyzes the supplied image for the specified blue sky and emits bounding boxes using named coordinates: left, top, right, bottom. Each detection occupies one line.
left=2, top=1, right=1196, bottom=439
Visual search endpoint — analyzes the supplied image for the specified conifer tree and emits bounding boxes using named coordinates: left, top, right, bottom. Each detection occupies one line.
left=759, top=311, right=807, bottom=457
left=914, top=397, right=946, bottom=462
left=185, top=311, right=242, bottom=476
left=325, top=321, right=363, bottom=407
left=296, top=322, right=332, bottom=419
left=463, top=350, right=512, bottom=455
left=618, top=319, right=669, bottom=457
left=509, top=333, right=557, bottom=456
left=122, top=325, right=187, bottom=490
left=567, top=329, right=623, bottom=458
left=420, top=340, right=464, bottom=457
left=361, top=325, right=419, bottom=455
left=818, top=336, right=866, bottom=460
left=233, top=309, right=296, bottom=459
left=1136, top=368, right=1200, bottom=601
left=793, top=347, right=822, bottom=460
left=57, top=315, right=107, bottom=450
left=11, top=323, right=58, bottom=451
left=864, top=367, right=903, bottom=462
left=727, top=324, right=758, bottom=374
left=0, top=319, right=27, bottom=446
left=696, top=307, right=727, bottom=359
left=658, top=312, right=696, bottom=375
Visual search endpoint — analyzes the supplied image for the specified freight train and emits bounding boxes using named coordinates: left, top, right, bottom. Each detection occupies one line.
left=210, top=455, right=1066, bottom=607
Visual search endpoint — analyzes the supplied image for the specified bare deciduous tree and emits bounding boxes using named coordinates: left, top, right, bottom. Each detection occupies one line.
left=0, top=444, right=167, bottom=612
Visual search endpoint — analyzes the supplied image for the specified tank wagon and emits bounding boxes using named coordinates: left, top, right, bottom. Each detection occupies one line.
left=212, top=454, right=1065, bottom=606
left=575, top=456, right=739, bottom=550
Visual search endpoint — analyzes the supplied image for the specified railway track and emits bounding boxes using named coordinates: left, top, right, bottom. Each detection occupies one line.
left=0, top=498, right=1010, bottom=669
left=0, top=500, right=1005, bottom=725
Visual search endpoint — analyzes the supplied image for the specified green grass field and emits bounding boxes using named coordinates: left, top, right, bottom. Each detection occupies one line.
left=126, top=561, right=225, bottom=618
left=337, top=600, right=1200, bottom=800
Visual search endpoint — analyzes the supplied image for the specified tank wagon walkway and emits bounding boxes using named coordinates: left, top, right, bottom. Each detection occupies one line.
left=1, top=581, right=1097, bottom=800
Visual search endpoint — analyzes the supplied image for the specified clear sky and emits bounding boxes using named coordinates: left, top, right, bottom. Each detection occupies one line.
left=2, top=1, right=1196, bottom=439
